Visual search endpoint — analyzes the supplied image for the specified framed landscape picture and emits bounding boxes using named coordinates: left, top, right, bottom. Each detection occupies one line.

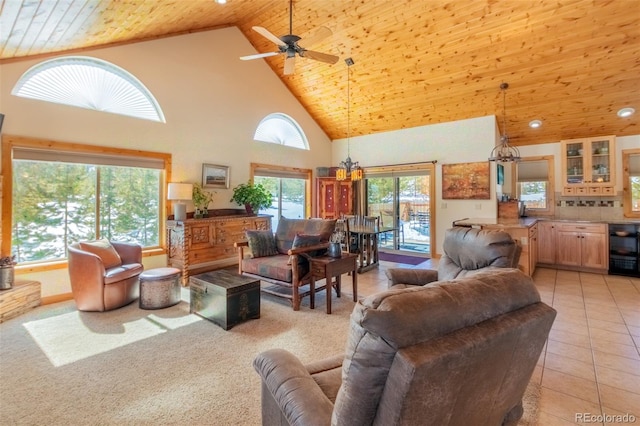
left=442, top=161, right=490, bottom=200
left=202, top=164, right=230, bottom=189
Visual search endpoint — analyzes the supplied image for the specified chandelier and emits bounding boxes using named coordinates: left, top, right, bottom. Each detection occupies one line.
left=488, top=82, right=521, bottom=163
left=336, top=58, right=363, bottom=181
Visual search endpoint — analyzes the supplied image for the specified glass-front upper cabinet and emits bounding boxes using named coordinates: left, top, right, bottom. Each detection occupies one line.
left=561, top=136, right=615, bottom=196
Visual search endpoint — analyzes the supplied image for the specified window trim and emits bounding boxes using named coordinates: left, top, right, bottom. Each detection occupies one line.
left=249, top=162, right=312, bottom=218
left=623, top=148, right=640, bottom=218
left=514, top=155, right=555, bottom=216
left=1, top=134, right=172, bottom=268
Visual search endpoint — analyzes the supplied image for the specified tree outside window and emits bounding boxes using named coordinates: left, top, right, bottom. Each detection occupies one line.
left=12, top=160, right=161, bottom=263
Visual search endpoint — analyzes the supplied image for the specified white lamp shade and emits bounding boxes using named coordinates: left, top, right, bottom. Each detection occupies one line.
left=167, top=183, right=193, bottom=201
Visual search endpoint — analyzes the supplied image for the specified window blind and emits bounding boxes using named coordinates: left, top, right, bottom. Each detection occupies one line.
left=517, top=160, right=549, bottom=182
left=13, top=147, right=165, bottom=170
left=629, top=154, right=640, bottom=174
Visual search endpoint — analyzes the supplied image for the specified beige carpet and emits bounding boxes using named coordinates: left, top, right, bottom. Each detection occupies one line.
left=0, top=290, right=539, bottom=425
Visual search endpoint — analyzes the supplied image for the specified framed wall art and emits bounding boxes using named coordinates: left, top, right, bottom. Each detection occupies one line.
left=202, top=164, right=230, bottom=189
left=442, top=161, right=490, bottom=200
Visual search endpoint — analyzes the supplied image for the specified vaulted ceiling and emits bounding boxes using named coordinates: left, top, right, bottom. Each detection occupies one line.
left=1, top=0, right=638, bottom=146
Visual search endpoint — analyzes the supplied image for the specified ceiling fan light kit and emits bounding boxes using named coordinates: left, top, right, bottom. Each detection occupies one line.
left=488, top=82, right=521, bottom=163
left=239, top=0, right=339, bottom=75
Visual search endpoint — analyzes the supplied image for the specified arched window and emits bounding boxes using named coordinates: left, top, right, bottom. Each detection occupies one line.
left=254, top=113, right=309, bottom=150
left=12, top=56, right=165, bottom=123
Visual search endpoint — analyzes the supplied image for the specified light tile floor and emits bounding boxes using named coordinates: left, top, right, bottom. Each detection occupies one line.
left=354, top=260, right=640, bottom=426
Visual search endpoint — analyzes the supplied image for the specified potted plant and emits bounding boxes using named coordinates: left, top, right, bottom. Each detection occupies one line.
left=192, top=183, right=215, bottom=218
left=230, top=181, right=273, bottom=216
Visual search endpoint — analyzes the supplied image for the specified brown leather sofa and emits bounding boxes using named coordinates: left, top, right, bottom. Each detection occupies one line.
left=386, top=226, right=521, bottom=288
left=254, top=268, right=556, bottom=425
left=68, top=239, right=143, bottom=311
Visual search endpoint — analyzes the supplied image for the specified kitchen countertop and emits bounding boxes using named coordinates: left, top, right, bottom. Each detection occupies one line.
left=453, top=217, right=538, bottom=228
left=453, top=217, right=640, bottom=228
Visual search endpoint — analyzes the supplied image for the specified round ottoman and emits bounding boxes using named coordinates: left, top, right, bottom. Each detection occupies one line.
left=139, top=267, right=182, bottom=310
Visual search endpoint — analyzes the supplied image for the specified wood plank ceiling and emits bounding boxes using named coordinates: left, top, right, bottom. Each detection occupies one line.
left=1, top=0, right=638, bottom=146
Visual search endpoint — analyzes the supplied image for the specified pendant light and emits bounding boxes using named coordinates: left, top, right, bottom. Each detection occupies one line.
left=488, top=82, right=521, bottom=163
left=336, top=58, right=362, bottom=181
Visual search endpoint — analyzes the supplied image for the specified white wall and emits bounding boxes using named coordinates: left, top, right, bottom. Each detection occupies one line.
left=0, top=27, right=332, bottom=297
left=333, top=115, right=500, bottom=253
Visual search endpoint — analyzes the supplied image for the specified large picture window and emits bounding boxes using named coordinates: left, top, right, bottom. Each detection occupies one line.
left=4, top=136, right=170, bottom=264
left=250, top=163, right=311, bottom=231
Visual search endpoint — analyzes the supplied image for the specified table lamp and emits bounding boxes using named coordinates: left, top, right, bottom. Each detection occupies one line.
left=167, top=182, right=193, bottom=221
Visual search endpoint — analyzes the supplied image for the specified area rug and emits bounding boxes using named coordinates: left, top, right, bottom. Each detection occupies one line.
left=0, top=290, right=539, bottom=425
left=379, top=251, right=429, bottom=265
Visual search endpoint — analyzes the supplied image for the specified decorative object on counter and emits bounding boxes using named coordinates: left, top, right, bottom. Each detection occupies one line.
left=167, top=182, right=193, bottom=221
left=202, top=163, right=230, bottom=189
left=442, top=161, right=490, bottom=200
left=0, top=255, right=16, bottom=290
left=336, top=58, right=363, bottom=181
left=488, top=82, right=521, bottom=163
left=230, top=181, right=273, bottom=216
left=192, top=183, right=215, bottom=218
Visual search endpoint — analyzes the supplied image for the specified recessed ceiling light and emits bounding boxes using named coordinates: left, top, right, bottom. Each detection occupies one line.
left=215, top=0, right=227, bottom=4
left=617, top=107, right=635, bottom=118
left=529, top=120, right=542, bottom=129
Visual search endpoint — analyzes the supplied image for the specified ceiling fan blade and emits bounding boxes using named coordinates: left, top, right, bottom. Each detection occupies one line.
left=252, top=26, right=286, bottom=47
left=298, top=26, right=332, bottom=48
left=284, top=56, right=296, bottom=75
left=240, top=52, right=280, bottom=61
left=301, top=50, right=339, bottom=64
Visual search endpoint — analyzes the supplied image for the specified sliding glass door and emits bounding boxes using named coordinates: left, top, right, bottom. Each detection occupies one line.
left=366, top=168, right=433, bottom=256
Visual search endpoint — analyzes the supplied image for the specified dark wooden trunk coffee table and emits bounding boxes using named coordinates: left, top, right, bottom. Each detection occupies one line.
left=189, top=269, right=260, bottom=330
left=309, top=253, right=358, bottom=314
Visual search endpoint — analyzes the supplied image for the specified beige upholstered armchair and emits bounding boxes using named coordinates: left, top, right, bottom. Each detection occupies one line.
left=386, top=226, right=521, bottom=288
left=68, top=239, right=143, bottom=312
left=254, top=268, right=556, bottom=425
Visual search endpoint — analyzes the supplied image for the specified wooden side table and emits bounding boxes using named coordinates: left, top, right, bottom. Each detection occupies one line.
left=309, top=253, right=358, bottom=314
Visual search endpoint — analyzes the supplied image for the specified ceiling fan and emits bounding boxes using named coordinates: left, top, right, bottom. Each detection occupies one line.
left=240, top=0, right=339, bottom=75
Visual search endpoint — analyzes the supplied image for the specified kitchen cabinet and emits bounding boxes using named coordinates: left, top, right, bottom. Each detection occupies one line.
left=561, top=136, right=615, bottom=196
left=556, top=223, right=608, bottom=271
left=316, top=178, right=354, bottom=219
left=499, top=224, right=536, bottom=277
left=537, top=221, right=557, bottom=265
left=167, top=214, right=271, bottom=285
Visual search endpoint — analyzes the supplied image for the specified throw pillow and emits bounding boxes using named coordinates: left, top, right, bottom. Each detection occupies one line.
left=246, top=230, right=278, bottom=258
left=78, top=239, right=122, bottom=269
left=288, top=233, right=323, bottom=265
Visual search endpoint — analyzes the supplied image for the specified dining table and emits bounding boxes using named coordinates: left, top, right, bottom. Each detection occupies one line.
left=347, top=223, right=398, bottom=273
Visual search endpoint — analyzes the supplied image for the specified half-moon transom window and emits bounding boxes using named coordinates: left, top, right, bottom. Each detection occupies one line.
left=254, top=113, right=309, bottom=150
left=12, top=56, right=165, bottom=123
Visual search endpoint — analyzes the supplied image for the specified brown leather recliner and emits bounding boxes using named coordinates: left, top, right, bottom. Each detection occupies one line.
left=254, top=268, right=556, bottom=425
left=386, top=226, right=521, bottom=288
left=68, top=239, right=143, bottom=312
